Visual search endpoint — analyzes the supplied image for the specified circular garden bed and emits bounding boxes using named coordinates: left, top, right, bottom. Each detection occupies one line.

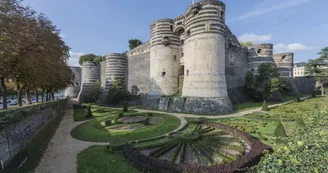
left=71, top=113, right=181, bottom=142
left=124, top=121, right=272, bottom=173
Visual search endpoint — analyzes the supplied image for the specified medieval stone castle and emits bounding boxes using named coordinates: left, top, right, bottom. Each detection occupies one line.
left=65, top=0, right=296, bottom=114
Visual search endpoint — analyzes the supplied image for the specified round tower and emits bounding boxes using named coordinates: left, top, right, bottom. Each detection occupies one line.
left=149, top=18, right=181, bottom=96
left=247, top=44, right=275, bottom=75
left=105, top=53, right=127, bottom=91
left=273, top=52, right=294, bottom=78
left=180, top=0, right=233, bottom=113
left=80, top=61, right=100, bottom=92
left=253, top=44, right=273, bottom=57
left=182, top=1, right=228, bottom=98
left=64, top=66, right=81, bottom=98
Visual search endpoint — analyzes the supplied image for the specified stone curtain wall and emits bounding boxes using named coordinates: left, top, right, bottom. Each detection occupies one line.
left=0, top=100, right=67, bottom=164
left=127, top=52, right=150, bottom=95
left=294, top=76, right=316, bottom=94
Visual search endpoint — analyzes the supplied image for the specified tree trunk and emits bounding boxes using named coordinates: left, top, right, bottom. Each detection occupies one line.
left=41, top=89, right=45, bottom=102
left=35, top=90, right=39, bottom=103
left=0, top=78, right=8, bottom=109
left=25, top=89, right=31, bottom=105
left=51, top=92, right=55, bottom=101
left=17, top=83, right=22, bottom=107
left=321, top=82, right=324, bottom=96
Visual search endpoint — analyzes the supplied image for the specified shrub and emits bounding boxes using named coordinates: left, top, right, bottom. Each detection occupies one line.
left=85, top=106, right=93, bottom=118
left=118, top=113, right=124, bottom=118
left=295, top=118, right=305, bottom=127
left=261, top=100, right=269, bottom=111
left=123, top=103, right=128, bottom=112
left=105, top=120, right=112, bottom=126
left=148, top=113, right=153, bottom=117
left=273, top=120, right=287, bottom=137
left=312, top=91, right=317, bottom=98
left=294, top=96, right=301, bottom=103
left=143, top=117, right=150, bottom=125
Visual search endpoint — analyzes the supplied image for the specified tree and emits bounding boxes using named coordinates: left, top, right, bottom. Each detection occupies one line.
left=79, top=54, right=100, bottom=65
left=128, top=39, right=143, bottom=50
left=240, top=41, right=253, bottom=47
left=305, top=47, right=328, bottom=96
left=107, top=79, right=128, bottom=105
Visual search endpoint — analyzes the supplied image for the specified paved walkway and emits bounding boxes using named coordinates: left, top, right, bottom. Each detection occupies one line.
left=34, top=100, right=108, bottom=173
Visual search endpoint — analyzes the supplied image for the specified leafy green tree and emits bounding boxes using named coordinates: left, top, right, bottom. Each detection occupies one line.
left=258, top=63, right=280, bottom=81
left=128, top=39, right=143, bottom=50
left=245, top=71, right=255, bottom=90
left=123, top=103, right=128, bottom=112
left=107, top=79, right=128, bottom=105
left=240, top=41, right=253, bottom=47
left=79, top=54, right=103, bottom=65
left=305, top=47, right=328, bottom=96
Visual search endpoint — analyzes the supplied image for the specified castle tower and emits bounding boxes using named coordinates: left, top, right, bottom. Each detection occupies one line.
left=273, top=53, right=294, bottom=78
left=247, top=43, right=275, bottom=75
left=105, top=53, right=127, bottom=91
left=64, top=66, right=81, bottom=98
left=181, top=0, right=233, bottom=113
left=149, top=19, right=181, bottom=96
left=78, top=61, right=100, bottom=99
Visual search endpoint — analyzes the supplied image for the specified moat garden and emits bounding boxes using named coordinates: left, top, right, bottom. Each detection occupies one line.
left=68, top=95, right=328, bottom=173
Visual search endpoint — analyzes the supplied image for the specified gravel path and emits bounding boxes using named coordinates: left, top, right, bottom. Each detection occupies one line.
left=34, top=100, right=108, bottom=173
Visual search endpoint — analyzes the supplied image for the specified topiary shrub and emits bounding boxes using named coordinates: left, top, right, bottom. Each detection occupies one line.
left=143, top=117, right=150, bottom=125
left=105, top=120, right=112, bottom=126
left=85, top=106, right=93, bottom=118
left=294, top=96, right=301, bottom=103
left=118, top=113, right=124, bottom=118
left=261, top=100, right=269, bottom=111
left=273, top=120, right=287, bottom=137
left=295, top=118, right=305, bottom=127
left=123, top=103, right=128, bottom=112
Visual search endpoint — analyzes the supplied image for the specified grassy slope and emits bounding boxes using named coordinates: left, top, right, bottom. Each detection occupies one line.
left=71, top=113, right=181, bottom=142
left=77, top=146, right=140, bottom=173
left=2, top=112, right=64, bottom=173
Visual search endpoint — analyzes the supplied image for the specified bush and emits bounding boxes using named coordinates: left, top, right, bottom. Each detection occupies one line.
left=123, top=103, right=128, bottom=112
left=273, top=120, right=287, bottom=137
left=294, top=96, right=301, bottom=103
left=118, top=113, right=124, bottom=118
left=85, top=106, right=93, bottom=118
left=105, top=120, right=112, bottom=126
left=148, top=113, right=153, bottom=117
left=311, top=91, right=316, bottom=98
left=143, top=117, right=150, bottom=125
left=261, top=100, right=269, bottom=111
left=295, top=118, right=305, bottom=127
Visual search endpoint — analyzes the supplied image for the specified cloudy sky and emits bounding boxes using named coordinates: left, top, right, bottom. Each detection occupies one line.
left=23, top=0, right=328, bottom=65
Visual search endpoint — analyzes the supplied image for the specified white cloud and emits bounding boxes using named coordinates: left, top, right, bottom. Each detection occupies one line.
left=236, top=0, right=311, bottom=20
left=238, top=33, right=273, bottom=43
left=68, top=51, right=84, bottom=66
left=274, top=43, right=312, bottom=53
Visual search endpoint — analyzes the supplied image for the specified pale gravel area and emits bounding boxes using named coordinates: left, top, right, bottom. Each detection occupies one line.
left=34, top=100, right=108, bottom=173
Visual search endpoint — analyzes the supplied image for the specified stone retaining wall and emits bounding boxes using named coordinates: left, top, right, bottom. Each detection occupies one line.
left=0, top=100, right=67, bottom=165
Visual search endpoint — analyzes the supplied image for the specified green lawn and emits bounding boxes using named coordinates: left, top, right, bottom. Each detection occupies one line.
left=73, top=107, right=137, bottom=122
left=71, top=113, right=181, bottom=142
left=77, top=146, right=140, bottom=173
left=2, top=113, right=64, bottom=173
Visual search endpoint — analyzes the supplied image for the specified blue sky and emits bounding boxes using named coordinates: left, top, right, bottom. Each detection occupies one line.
left=22, top=0, right=328, bottom=66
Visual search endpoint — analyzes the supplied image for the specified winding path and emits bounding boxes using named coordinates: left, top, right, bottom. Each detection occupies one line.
left=34, top=97, right=309, bottom=173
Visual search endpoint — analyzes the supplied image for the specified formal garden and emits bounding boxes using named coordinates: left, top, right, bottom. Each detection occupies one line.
left=72, top=95, right=328, bottom=173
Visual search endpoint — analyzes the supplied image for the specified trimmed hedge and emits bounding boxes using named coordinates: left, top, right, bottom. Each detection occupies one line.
left=123, top=120, right=272, bottom=173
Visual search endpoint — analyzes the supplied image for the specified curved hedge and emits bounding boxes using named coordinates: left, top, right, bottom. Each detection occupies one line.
left=124, top=120, right=272, bottom=173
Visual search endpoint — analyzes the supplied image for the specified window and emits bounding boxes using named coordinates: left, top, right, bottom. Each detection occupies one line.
left=181, top=39, right=184, bottom=45
left=186, top=70, right=189, bottom=76
left=257, top=49, right=262, bottom=54
left=170, top=25, right=173, bottom=32
left=177, top=22, right=182, bottom=25
left=162, top=71, right=166, bottom=76
left=220, top=11, right=224, bottom=16
left=186, top=30, right=191, bottom=36
left=173, top=55, right=177, bottom=61
left=229, top=54, right=234, bottom=65
left=181, top=53, right=184, bottom=57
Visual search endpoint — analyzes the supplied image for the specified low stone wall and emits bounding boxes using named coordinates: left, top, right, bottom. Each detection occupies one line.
left=0, top=100, right=67, bottom=165
left=124, top=121, right=272, bottom=173
left=142, top=97, right=233, bottom=114
left=293, top=76, right=316, bottom=94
